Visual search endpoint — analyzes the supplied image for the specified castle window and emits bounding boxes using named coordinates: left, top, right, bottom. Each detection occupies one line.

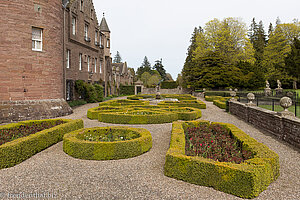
left=95, top=30, right=98, bottom=43
left=72, top=16, right=76, bottom=35
left=94, top=58, right=97, bottom=73
left=106, top=39, right=110, bottom=48
left=100, top=61, right=102, bottom=73
left=84, top=24, right=89, bottom=41
left=79, top=53, right=82, bottom=70
left=32, top=27, right=42, bottom=51
left=80, top=0, right=84, bottom=11
left=66, top=49, right=70, bottom=68
left=91, top=9, right=93, bottom=19
left=87, top=56, right=90, bottom=72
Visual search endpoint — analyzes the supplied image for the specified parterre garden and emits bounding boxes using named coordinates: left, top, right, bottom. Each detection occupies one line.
left=0, top=94, right=280, bottom=198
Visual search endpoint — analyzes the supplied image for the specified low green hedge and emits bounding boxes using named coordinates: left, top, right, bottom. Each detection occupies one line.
left=63, top=126, right=152, bottom=160
left=119, top=85, right=135, bottom=95
left=161, top=107, right=202, bottom=121
left=158, top=100, right=206, bottom=109
left=164, top=120, right=279, bottom=199
left=98, top=110, right=178, bottom=124
left=160, top=81, right=178, bottom=89
left=0, top=119, right=83, bottom=169
left=213, top=100, right=226, bottom=109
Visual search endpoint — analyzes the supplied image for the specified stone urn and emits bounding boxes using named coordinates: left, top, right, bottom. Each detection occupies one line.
left=229, top=89, right=237, bottom=101
left=278, top=97, right=295, bottom=117
left=246, top=93, right=256, bottom=106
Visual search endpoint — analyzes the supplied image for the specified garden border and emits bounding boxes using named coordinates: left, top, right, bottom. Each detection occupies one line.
left=164, top=120, right=280, bottom=198
left=0, top=119, right=83, bottom=169
left=63, top=126, right=152, bottom=160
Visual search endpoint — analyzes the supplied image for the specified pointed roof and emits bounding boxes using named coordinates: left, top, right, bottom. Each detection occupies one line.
left=100, top=15, right=110, bottom=32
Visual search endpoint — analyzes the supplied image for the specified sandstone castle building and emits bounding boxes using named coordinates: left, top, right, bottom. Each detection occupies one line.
left=0, top=0, right=132, bottom=123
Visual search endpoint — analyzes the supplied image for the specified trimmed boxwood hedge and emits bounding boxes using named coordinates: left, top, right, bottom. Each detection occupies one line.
left=0, top=119, right=83, bottom=169
left=98, top=110, right=178, bottom=124
left=158, top=100, right=206, bottom=109
left=164, top=120, right=280, bottom=199
left=63, top=126, right=152, bottom=160
left=87, top=100, right=202, bottom=123
left=213, top=100, right=226, bottom=109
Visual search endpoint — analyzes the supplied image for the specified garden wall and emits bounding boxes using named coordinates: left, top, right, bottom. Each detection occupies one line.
left=0, top=99, right=73, bottom=124
left=229, top=101, right=300, bottom=149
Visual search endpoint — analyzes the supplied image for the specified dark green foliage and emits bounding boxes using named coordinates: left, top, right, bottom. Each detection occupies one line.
left=63, top=127, right=152, bottom=160
left=249, top=18, right=267, bottom=64
left=75, top=80, right=104, bottom=103
left=119, top=85, right=135, bottom=95
left=285, top=38, right=300, bottom=84
left=68, top=100, right=87, bottom=107
left=153, top=59, right=166, bottom=80
left=0, top=119, right=83, bottom=169
left=137, top=56, right=152, bottom=78
left=160, top=81, right=178, bottom=89
left=94, top=84, right=104, bottom=102
left=185, top=52, right=244, bottom=89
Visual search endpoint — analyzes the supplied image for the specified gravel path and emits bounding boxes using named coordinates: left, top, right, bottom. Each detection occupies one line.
left=0, top=97, right=299, bottom=199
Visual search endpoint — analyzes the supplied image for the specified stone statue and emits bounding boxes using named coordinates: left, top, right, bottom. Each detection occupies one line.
left=277, top=80, right=282, bottom=89
left=264, top=80, right=272, bottom=97
left=266, top=80, right=270, bottom=89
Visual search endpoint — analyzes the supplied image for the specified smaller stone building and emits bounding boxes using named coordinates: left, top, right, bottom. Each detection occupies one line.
left=111, top=62, right=134, bottom=94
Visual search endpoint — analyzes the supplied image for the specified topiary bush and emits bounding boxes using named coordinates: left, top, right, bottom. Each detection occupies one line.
left=0, top=119, right=83, bottom=169
left=164, top=120, right=280, bottom=199
left=63, top=126, right=152, bottom=160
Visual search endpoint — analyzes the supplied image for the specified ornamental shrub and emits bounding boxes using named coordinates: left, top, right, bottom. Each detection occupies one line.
left=75, top=80, right=104, bottom=103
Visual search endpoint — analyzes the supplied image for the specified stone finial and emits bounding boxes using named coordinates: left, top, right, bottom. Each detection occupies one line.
left=278, top=97, right=295, bottom=117
left=203, top=88, right=206, bottom=92
left=230, top=89, right=236, bottom=100
left=246, top=93, right=256, bottom=106
left=280, top=97, right=292, bottom=111
left=234, top=88, right=238, bottom=92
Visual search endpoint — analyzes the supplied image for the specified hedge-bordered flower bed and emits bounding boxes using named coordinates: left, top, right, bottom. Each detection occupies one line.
left=164, top=120, right=280, bottom=199
left=128, top=94, right=197, bottom=101
left=0, top=119, right=83, bottom=169
left=87, top=101, right=202, bottom=124
left=63, top=126, right=152, bottom=160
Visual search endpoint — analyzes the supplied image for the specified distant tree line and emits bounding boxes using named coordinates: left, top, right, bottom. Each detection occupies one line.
left=180, top=17, right=300, bottom=90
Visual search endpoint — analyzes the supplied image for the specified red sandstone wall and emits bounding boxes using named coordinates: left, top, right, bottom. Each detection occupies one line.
left=0, top=0, right=63, bottom=101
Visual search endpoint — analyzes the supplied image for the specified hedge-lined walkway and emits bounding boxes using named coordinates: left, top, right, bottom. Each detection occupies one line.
left=0, top=97, right=299, bottom=199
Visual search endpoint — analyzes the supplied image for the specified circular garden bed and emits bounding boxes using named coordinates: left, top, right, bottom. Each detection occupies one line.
left=63, top=126, right=152, bottom=160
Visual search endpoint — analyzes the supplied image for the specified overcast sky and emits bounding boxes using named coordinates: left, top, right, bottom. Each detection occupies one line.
left=93, top=0, right=300, bottom=80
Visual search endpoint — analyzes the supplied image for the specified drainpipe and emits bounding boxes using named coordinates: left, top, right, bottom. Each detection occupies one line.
left=62, top=1, right=69, bottom=100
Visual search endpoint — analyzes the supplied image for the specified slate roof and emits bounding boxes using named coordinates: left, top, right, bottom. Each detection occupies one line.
left=100, top=17, right=110, bottom=32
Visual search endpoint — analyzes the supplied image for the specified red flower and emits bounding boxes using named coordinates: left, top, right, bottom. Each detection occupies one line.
left=211, top=140, right=213, bottom=143
left=200, top=143, right=202, bottom=147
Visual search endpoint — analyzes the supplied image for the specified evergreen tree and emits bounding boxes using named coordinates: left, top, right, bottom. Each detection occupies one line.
left=153, top=59, right=166, bottom=80
left=249, top=19, right=266, bottom=64
left=136, top=56, right=151, bottom=78
left=113, top=51, right=122, bottom=63
left=285, top=38, right=300, bottom=85
left=268, top=23, right=274, bottom=37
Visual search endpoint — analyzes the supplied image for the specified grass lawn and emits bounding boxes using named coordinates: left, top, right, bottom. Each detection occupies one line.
left=258, top=104, right=300, bottom=118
